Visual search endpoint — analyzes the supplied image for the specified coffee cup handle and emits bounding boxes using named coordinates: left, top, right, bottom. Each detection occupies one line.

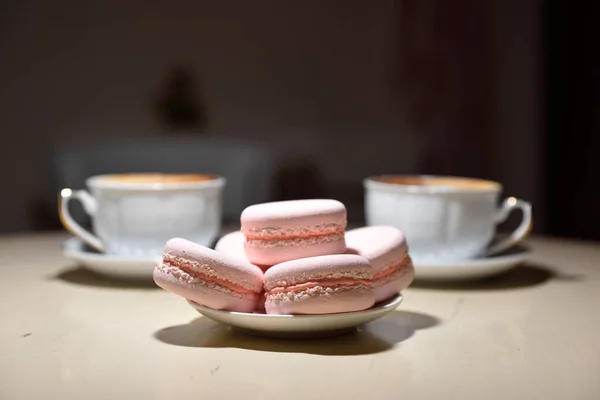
left=487, top=197, right=533, bottom=256
left=59, top=188, right=105, bottom=252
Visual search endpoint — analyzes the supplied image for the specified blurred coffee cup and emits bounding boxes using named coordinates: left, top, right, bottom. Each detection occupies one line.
left=364, top=175, right=532, bottom=262
left=59, top=173, right=226, bottom=257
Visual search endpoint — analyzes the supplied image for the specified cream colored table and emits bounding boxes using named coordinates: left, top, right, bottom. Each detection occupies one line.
left=1, top=233, right=599, bottom=399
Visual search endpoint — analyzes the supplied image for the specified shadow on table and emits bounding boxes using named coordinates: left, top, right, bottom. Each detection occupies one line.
left=410, top=262, right=584, bottom=291
left=153, top=311, right=440, bottom=356
left=51, top=266, right=159, bottom=290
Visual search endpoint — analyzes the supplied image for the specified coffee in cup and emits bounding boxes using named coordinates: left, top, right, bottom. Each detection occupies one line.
left=364, top=175, right=532, bottom=262
left=59, top=173, right=226, bottom=257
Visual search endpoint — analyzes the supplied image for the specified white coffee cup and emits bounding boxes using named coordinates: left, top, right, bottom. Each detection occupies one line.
left=59, top=173, right=226, bottom=257
left=364, top=175, right=532, bottom=262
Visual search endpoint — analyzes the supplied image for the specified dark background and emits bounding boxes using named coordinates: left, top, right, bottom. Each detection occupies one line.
left=0, top=1, right=598, bottom=241
left=544, top=1, right=600, bottom=240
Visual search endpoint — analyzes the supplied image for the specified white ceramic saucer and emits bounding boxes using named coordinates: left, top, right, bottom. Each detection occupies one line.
left=413, top=245, right=531, bottom=282
left=62, top=237, right=160, bottom=280
left=188, top=294, right=403, bottom=338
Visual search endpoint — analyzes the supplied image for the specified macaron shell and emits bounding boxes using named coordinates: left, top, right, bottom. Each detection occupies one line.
left=346, top=226, right=413, bottom=302
left=241, top=199, right=348, bottom=265
left=215, top=231, right=271, bottom=270
left=241, top=199, right=346, bottom=229
left=396, top=258, right=415, bottom=292
left=244, top=236, right=346, bottom=267
left=156, top=238, right=264, bottom=313
left=373, top=262, right=414, bottom=302
left=164, top=238, right=263, bottom=292
left=214, top=231, right=249, bottom=261
left=264, top=254, right=374, bottom=315
left=263, top=254, right=372, bottom=290
left=265, top=286, right=374, bottom=315
left=345, top=226, right=408, bottom=273
left=153, top=265, right=259, bottom=313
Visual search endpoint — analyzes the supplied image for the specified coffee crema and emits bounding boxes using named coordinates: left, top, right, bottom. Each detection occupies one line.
left=372, top=176, right=499, bottom=190
left=97, top=173, right=216, bottom=184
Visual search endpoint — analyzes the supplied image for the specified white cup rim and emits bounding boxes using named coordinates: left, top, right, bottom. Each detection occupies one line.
left=364, top=174, right=502, bottom=194
left=87, top=173, right=226, bottom=191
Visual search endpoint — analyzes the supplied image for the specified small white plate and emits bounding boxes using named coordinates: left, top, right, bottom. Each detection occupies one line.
left=62, top=237, right=159, bottom=280
left=414, top=245, right=531, bottom=282
left=188, top=294, right=404, bottom=338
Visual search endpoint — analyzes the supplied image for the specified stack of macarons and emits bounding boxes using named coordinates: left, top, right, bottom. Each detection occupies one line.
left=153, top=199, right=414, bottom=315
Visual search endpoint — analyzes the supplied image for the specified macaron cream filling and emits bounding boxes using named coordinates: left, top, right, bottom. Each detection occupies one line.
left=243, top=223, right=346, bottom=248
left=267, top=278, right=372, bottom=294
left=243, top=223, right=345, bottom=239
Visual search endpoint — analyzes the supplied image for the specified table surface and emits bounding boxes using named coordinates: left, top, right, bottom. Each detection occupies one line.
left=1, top=232, right=599, bottom=399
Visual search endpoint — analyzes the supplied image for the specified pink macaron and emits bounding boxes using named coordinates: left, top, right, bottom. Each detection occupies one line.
left=241, top=199, right=348, bottom=266
left=153, top=238, right=264, bottom=313
left=214, top=230, right=271, bottom=271
left=263, top=254, right=375, bottom=315
left=214, top=231, right=248, bottom=262
left=345, top=226, right=414, bottom=302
